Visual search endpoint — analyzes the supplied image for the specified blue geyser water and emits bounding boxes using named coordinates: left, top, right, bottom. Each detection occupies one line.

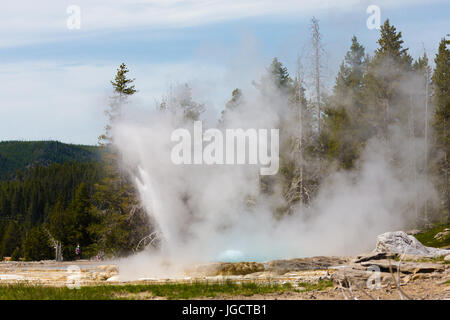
left=215, top=249, right=283, bottom=262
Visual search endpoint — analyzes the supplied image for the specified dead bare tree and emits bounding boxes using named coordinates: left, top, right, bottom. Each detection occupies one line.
left=388, top=253, right=412, bottom=300
left=285, top=56, right=306, bottom=206
left=350, top=277, right=377, bottom=300
left=134, top=231, right=163, bottom=252
left=44, top=228, right=62, bottom=262
left=337, top=280, right=350, bottom=300
left=423, top=48, right=431, bottom=224
left=310, top=17, right=323, bottom=136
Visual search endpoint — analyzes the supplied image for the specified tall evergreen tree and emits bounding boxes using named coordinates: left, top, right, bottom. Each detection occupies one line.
left=220, top=88, right=243, bottom=124
left=375, top=20, right=412, bottom=65
left=0, top=221, right=22, bottom=258
left=22, top=226, right=54, bottom=261
left=334, top=36, right=366, bottom=103
left=256, top=57, right=294, bottom=97
left=363, top=19, right=412, bottom=138
left=48, top=199, right=78, bottom=259
left=432, top=38, right=450, bottom=220
left=176, top=84, right=205, bottom=121
left=268, top=57, right=293, bottom=93
left=321, top=37, right=368, bottom=170
left=99, top=63, right=136, bottom=146
left=91, top=63, right=151, bottom=258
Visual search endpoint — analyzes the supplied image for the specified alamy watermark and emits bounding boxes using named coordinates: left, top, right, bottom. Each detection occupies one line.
left=366, top=5, right=381, bottom=30
left=66, top=265, right=81, bottom=289
left=66, top=5, right=81, bottom=30
left=171, top=121, right=279, bottom=175
left=366, top=265, right=381, bottom=290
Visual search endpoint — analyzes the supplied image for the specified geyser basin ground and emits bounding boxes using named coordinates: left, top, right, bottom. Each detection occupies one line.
left=1, top=251, right=449, bottom=300
left=1, top=233, right=448, bottom=299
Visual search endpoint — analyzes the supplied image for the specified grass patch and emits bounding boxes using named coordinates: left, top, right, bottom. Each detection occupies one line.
left=297, top=279, right=334, bottom=292
left=0, top=281, right=296, bottom=300
left=415, top=222, right=450, bottom=248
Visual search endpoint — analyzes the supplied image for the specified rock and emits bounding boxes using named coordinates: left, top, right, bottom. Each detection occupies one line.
left=360, top=259, right=444, bottom=274
left=353, top=252, right=394, bottom=263
left=400, top=254, right=430, bottom=261
left=374, top=231, right=450, bottom=257
left=264, top=256, right=348, bottom=274
left=444, top=255, right=450, bottom=262
left=106, top=265, right=119, bottom=273
left=92, top=272, right=111, bottom=281
left=0, top=274, right=25, bottom=281
left=106, top=275, right=121, bottom=282
left=96, top=265, right=117, bottom=272
left=402, top=274, right=412, bottom=283
left=330, top=266, right=393, bottom=288
left=406, top=229, right=421, bottom=236
left=189, top=262, right=264, bottom=276
left=436, top=278, right=450, bottom=285
left=412, top=273, right=427, bottom=281
left=434, top=229, right=450, bottom=240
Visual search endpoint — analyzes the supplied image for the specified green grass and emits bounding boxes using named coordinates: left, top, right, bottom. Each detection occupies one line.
left=415, top=222, right=450, bottom=248
left=297, top=279, right=334, bottom=292
left=0, top=281, right=301, bottom=300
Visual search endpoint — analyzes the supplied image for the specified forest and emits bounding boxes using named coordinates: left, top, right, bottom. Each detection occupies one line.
left=0, top=141, right=100, bottom=179
left=0, top=19, right=448, bottom=261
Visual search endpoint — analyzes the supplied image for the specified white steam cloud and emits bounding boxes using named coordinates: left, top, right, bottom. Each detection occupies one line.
left=112, top=64, right=436, bottom=278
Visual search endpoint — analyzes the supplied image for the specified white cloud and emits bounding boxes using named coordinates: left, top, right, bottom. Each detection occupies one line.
left=0, top=60, right=235, bottom=144
left=0, top=0, right=444, bottom=48
left=0, top=0, right=447, bottom=144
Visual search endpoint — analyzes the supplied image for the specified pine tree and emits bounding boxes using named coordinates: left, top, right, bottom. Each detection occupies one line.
left=22, top=226, right=54, bottom=261
left=322, top=36, right=368, bottom=170
left=432, top=38, right=450, bottom=220
left=0, top=221, right=22, bottom=258
left=176, top=84, right=205, bottom=121
left=48, top=199, right=77, bottom=259
left=99, top=63, right=136, bottom=146
left=220, top=88, right=243, bottom=124
left=269, top=58, right=293, bottom=93
left=158, top=83, right=205, bottom=122
left=71, top=183, right=94, bottom=250
left=334, top=36, right=366, bottom=103
left=363, top=19, right=412, bottom=138
left=256, top=57, right=294, bottom=97
left=91, top=64, right=151, bottom=258
left=375, top=20, right=412, bottom=66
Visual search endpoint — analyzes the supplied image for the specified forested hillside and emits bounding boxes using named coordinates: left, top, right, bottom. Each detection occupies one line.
left=0, top=162, right=103, bottom=260
left=0, top=141, right=101, bottom=179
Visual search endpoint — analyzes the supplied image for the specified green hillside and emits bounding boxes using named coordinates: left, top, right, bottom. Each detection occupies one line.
left=0, top=141, right=101, bottom=179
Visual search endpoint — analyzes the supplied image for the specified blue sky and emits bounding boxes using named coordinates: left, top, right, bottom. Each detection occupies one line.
left=0, top=0, right=448, bottom=145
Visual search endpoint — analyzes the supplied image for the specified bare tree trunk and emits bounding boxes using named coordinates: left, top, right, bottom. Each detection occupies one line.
left=286, top=58, right=306, bottom=207
left=311, top=17, right=321, bottom=135
left=424, top=66, right=429, bottom=222
left=408, top=95, right=419, bottom=224
left=296, top=58, right=304, bottom=204
left=445, top=117, right=449, bottom=222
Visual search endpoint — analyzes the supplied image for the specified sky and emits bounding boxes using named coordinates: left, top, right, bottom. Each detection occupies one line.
left=0, top=0, right=448, bottom=145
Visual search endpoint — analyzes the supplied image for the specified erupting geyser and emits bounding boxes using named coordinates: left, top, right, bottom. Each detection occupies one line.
left=112, top=66, right=435, bottom=278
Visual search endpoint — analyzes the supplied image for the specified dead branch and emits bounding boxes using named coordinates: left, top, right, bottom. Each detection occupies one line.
left=388, top=257, right=412, bottom=300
